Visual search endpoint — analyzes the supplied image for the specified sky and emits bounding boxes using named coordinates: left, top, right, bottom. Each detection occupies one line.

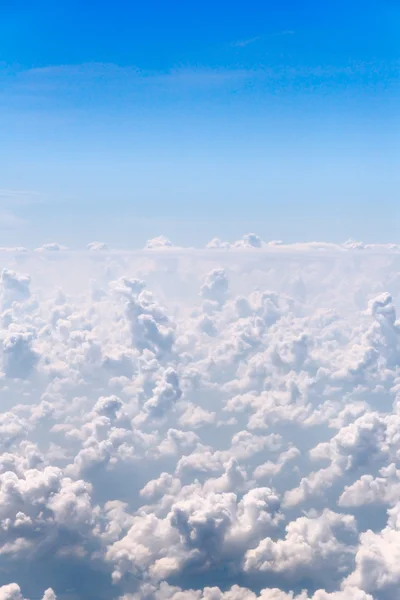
left=3, top=5, right=400, bottom=599
left=0, top=0, right=399, bottom=248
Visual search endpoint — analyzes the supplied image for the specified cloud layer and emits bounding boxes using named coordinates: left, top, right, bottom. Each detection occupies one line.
left=0, top=236, right=399, bottom=599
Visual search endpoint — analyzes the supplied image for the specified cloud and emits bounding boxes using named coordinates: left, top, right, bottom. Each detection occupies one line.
left=1, top=269, right=31, bottom=309
left=87, top=241, right=109, bottom=252
left=0, top=239, right=397, bottom=598
left=6, top=58, right=388, bottom=111
left=7, top=64, right=260, bottom=101
left=145, top=236, right=174, bottom=250
left=0, top=584, right=55, bottom=600
left=35, top=243, right=68, bottom=252
left=232, top=36, right=261, bottom=48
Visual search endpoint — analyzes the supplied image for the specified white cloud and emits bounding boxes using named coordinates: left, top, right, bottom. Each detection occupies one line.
left=0, top=584, right=56, bottom=600
left=87, top=241, right=109, bottom=251
left=0, top=240, right=398, bottom=598
left=1, top=269, right=31, bottom=309
left=34, top=243, right=67, bottom=252
left=146, top=236, right=174, bottom=249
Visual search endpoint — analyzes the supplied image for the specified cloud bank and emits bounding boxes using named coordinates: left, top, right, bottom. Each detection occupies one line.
left=0, top=235, right=399, bottom=599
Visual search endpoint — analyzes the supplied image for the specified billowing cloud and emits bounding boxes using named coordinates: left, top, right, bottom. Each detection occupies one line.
left=0, top=240, right=398, bottom=598
left=145, top=236, right=174, bottom=249
left=87, top=241, right=109, bottom=251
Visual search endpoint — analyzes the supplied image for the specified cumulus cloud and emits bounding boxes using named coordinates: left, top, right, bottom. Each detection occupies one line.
left=34, top=243, right=67, bottom=252
left=206, top=233, right=263, bottom=249
left=234, top=233, right=263, bottom=248
left=125, top=582, right=373, bottom=600
left=200, top=268, right=229, bottom=304
left=0, top=239, right=398, bottom=599
left=0, top=584, right=56, bottom=600
left=145, top=236, right=174, bottom=249
left=1, top=269, right=31, bottom=309
left=206, top=238, right=231, bottom=249
left=87, top=241, right=109, bottom=251
left=2, top=331, right=39, bottom=379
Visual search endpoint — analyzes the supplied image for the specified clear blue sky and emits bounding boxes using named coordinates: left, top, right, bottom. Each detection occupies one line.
left=1, top=0, right=399, bottom=247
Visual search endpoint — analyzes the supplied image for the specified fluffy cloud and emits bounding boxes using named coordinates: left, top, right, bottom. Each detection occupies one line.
left=0, top=584, right=55, bottom=600
left=0, top=241, right=398, bottom=598
left=87, top=241, right=109, bottom=251
left=34, top=243, right=67, bottom=252
left=1, top=269, right=31, bottom=309
left=124, top=582, right=373, bottom=600
left=145, top=236, right=174, bottom=249
left=244, top=509, right=358, bottom=587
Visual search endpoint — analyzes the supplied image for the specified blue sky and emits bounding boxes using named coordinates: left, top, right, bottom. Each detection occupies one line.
left=1, top=0, right=399, bottom=247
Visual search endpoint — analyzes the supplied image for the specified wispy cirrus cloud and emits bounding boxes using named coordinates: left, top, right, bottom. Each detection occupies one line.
left=3, top=60, right=373, bottom=93
left=1, top=57, right=395, bottom=112
left=15, top=63, right=258, bottom=88
left=231, top=30, right=294, bottom=47
left=232, top=36, right=261, bottom=48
